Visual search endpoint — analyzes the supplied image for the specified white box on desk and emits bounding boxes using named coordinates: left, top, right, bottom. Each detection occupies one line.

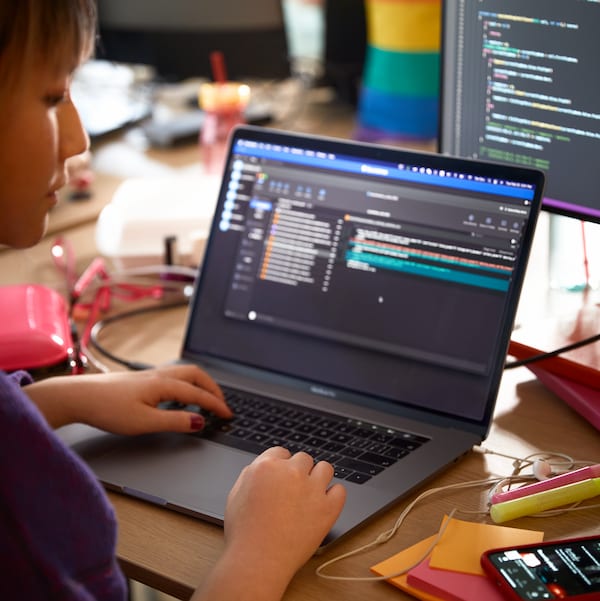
left=95, top=175, right=220, bottom=270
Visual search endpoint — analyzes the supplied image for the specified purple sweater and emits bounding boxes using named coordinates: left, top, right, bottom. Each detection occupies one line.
left=0, top=371, right=127, bottom=599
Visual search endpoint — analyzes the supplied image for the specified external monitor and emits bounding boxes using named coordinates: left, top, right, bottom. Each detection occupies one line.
left=439, top=0, right=600, bottom=225
left=95, top=0, right=290, bottom=81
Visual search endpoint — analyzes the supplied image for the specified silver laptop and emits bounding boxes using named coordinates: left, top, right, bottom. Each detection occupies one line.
left=62, top=126, right=544, bottom=547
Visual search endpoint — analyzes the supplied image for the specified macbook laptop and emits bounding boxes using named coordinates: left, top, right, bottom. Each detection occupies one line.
left=62, top=125, right=544, bottom=547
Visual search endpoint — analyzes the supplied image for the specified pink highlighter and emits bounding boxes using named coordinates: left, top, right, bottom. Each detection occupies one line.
left=491, top=464, right=600, bottom=505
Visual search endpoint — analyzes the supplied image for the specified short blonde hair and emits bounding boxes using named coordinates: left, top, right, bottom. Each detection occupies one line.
left=0, top=0, right=96, bottom=90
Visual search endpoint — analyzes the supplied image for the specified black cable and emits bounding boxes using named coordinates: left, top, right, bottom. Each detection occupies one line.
left=89, top=295, right=600, bottom=374
left=88, top=300, right=188, bottom=371
left=504, top=331, right=600, bottom=369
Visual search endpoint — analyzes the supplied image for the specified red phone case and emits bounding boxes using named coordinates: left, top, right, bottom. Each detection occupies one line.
left=481, top=535, right=600, bottom=601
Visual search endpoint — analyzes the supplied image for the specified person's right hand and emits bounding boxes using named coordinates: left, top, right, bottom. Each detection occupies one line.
left=191, top=447, right=346, bottom=601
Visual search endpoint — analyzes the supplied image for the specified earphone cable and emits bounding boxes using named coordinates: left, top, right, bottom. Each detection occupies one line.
left=316, top=448, right=599, bottom=582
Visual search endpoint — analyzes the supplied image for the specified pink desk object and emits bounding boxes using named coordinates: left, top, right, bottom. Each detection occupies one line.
left=527, top=363, right=600, bottom=431
left=491, top=463, right=600, bottom=504
left=407, top=558, right=505, bottom=601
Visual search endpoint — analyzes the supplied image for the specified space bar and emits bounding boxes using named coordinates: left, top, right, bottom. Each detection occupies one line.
left=206, top=431, right=266, bottom=455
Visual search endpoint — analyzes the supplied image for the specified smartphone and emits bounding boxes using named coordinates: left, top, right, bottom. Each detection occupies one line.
left=481, top=535, right=600, bottom=600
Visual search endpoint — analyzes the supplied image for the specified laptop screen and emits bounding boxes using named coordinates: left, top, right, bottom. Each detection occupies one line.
left=183, top=126, right=543, bottom=428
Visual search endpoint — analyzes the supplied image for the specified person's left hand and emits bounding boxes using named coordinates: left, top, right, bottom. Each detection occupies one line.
left=24, top=364, right=231, bottom=434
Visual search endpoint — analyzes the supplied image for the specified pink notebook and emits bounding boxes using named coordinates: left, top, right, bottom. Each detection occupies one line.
left=528, top=364, right=600, bottom=431
left=407, top=558, right=505, bottom=601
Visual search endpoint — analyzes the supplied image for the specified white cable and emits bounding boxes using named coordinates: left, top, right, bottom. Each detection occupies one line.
left=316, top=477, right=502, bottom=581
left=316, top=447, right=599, bottom=582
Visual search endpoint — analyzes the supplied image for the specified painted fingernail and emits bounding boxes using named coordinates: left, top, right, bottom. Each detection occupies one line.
left=190, top=415, right=205, bottom=431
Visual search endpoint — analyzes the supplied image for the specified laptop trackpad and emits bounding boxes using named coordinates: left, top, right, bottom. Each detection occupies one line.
left=68, top=428, right=253, bottom=522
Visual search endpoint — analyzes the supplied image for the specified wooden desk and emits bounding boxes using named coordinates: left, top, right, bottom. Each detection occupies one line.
left=105, top=318, right=600, bottom=601
left=1, top=102, right=598, bottom=600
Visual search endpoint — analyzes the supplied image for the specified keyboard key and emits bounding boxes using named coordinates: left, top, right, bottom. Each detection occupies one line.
left=345, top=472, right=372, bottom=484
left=397, top=432, right=429, bottom=444
left=322, top=441, right=345, bottom=453
left=352, top=427, right=376, bottom=439
left=334, top=423, right=357, bottom=434
left=372, top=432, right=395, bottom=444
left=305, top=436, right=327, bottom=447
left=317, top=453, right=341, bottom=465
left=330, top=433, right=354, bottom=444
left=270, top=427, right=292, bottom=438
left=263, top=414, right=281, bottom=424
left=333, top=467, right=353, bottom=479
left=267, top=437, right=287, bottom=447
left=283, top=409, right=305, bottom=419
left=349, top=438, right=372, bottom=450
left=300, top=414, right=322, bottom=424
left=386, top=447, right=409, bottom=460
left=340, top=446, right=363, bottom=458
left=337, top=457, right=384, bottom=477
left=229, top=427, right=252, bottom=438
left=255, top=422, right=274, bottom=433
left=296, top=423, right=316, bottom=434
left=357, top=451, right=397, bottom=468
left=245, top=410, right=264, bottom=420
left=365, top=442, right=390, bottom=454
left=285, top=442, right=306, bottom=454
left=317, top=419, right=343, bottom=429
left=389, top=438, right=421, bottom=451
left=248, top=432, right=271, bottom=444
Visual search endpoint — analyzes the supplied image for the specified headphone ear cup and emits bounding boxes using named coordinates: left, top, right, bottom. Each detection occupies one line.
left=532, top=459, right=553, bottom=480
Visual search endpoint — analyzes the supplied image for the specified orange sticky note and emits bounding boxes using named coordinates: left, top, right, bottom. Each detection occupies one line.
left=371, top=535, right=443, bottom=601
left=429, top=516, right=544, bottom=576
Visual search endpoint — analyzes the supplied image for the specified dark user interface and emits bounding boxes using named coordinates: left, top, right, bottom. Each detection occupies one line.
left=185, top=135, right=537, bottom=422
left=219, top=143, right=530, bottom=376
left=487, top=538, right=600, bottom=599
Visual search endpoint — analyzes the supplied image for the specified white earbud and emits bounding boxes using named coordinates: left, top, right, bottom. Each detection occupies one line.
left=532, top=459, right=553, bottom=480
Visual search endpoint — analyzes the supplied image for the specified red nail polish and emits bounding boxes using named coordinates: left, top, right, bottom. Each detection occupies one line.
left=190, top=415, right=205, bottom=431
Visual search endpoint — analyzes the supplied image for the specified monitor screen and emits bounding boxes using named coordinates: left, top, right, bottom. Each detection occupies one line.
left=439, top=0, right=600, bottom=224
left=95, top=0, right=290, bottom=81
left=183, top=126, right=542, bottom=425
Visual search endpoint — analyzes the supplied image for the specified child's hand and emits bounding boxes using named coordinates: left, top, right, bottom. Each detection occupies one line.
left=192, top=447, right=346, bottom=601
left=24, top=364, right=232, bottom=434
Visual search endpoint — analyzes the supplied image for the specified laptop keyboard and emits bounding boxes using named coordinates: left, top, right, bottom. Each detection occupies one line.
left=162, top=387, right=429, bottom=484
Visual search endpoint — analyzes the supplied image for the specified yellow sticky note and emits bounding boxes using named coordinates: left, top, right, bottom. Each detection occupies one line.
left=429, top=516, right=544, bottom=576
left=371, top=535, right=443, bottom=601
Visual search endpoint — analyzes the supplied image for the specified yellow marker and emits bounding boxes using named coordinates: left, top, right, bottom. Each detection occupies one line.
left=490, top=477, right=600, bottom=523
